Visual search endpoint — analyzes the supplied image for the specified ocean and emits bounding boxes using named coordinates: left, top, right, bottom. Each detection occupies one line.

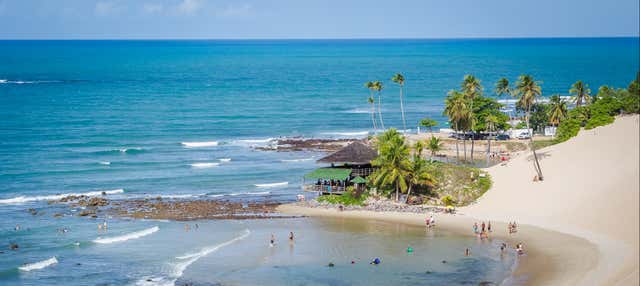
left=0, top=38, right=637, bottom=285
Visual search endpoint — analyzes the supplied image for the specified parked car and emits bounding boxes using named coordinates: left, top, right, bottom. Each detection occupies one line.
left=516, top=132, right=531, bottom=139
left=495, top=134, right=510, bottom=141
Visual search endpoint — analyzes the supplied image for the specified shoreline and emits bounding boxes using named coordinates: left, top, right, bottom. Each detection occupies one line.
left=277, top=203, right=599, bottom=286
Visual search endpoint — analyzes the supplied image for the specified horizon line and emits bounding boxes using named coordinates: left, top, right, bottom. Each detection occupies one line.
left=0, top=35, right=638, bottom=41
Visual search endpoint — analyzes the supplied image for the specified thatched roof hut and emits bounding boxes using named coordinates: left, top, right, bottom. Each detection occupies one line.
left=317, top=141, right=377, bottom=165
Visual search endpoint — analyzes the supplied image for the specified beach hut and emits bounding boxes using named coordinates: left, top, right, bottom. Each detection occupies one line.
left=303, top=141, right=377, bottom=195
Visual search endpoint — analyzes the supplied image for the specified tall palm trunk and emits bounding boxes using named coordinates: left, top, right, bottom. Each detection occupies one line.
left=455, top=136, right=460, bottom=162
left=486, top=136, right=491, bottom=166
left=378, top=92, right=385, bottom=129
left=399, top=85, right=407, bottom=131
left=463, top=138, right=467, bottom=162
left=470, top=137, right=475, bottom=162
left=395, top=184, right=399, bottom=202
left=370, top=103, right=377, bottom=133
left=526, top=110, right=544, bottom=180
left=405, top=185, right=412, bottom=204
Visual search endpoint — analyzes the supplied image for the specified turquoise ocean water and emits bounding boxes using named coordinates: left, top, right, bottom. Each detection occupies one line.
left=0, top=38, right=638, bottom=285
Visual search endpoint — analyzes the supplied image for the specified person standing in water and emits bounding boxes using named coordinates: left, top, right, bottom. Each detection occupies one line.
left=464, top=248, right=471, bottom=256
left=270, top=234, right=275, bottom=246
left=289, top=232, right=294, bottom=241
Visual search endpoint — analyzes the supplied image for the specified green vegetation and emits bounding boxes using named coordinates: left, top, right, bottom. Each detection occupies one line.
left=555, top=76, right=639, bottom=142
left=532, top=139, right=556, bottom=150
left=419, top=117, right=438, bottom=133
left=370, top=129, right=436, bottom=202
left=317, top=188, right=368, bottom=206
left=428, top=161, right=492, bottom=206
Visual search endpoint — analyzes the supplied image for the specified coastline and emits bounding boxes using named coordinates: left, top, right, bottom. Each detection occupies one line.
left=277, top=204, right=599, bottom=285
left=279, top=115, right=640, bottom=286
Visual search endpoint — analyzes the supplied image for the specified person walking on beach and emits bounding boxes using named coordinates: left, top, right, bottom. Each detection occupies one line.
left=473, top=223, right=478, bottom=234
left=487, top=221, right=492, bottom=232
left=481, top=222, right=485, bottom=232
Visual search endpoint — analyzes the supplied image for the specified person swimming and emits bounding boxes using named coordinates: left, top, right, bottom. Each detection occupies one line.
left=370, top=257, right=381, bottom=265
left=270, top=234, right=275, bottom=247
left=289, top=232, right=294, bottom=241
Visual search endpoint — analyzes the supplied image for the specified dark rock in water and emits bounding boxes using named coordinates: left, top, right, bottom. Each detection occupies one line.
left=78, top=210, right=96, bottom=217
left=28, top=208, right=38, bottom=215
left=10, top=243, right=19, bottom=250
left=53, top=213, right=64, bottom=218
left=328, top=262, right=335, bottom=267
left=146, top=279, right=152, bottom=282
left=441, top=260, right=447, bottom=264
left=478, top=282, right=495, bottom=286
left=101, top=191, right=107, bottom=195
left=91, top=214, right=98, bottom=218
left=76, top=263, right=82, bottom=266
left=87, top=197, right=109, bottom=207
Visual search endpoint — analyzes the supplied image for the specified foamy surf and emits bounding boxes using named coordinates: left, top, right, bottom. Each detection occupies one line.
left=19, top=257, right=58, bottom=271
left=190, top=162, right=219, bottom=168
left=99, top=161, right=111, bottom=165
left=93, top=226, right=159, bottom=244
left=219, top=158, right=231, bottom=162
left=0, top=189, right=124, bottom=205
left=137, top=229, right=250, bottom=286
left=281, top=158, right=314, bottom=162
left=254, top=182, right=288, bottom=188
left=181, top=141, right=218, bottom=148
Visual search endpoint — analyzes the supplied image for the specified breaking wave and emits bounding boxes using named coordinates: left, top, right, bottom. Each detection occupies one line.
left=254, top=182, right=288, bottom=188
left=281, top=158, right=314, bottom=162
left=93, top=226, right=159, bottom=244
left=190, top=162, right=220, bottom=168
left=0, top=189, right=124, bottom=205
left=19, top=257, right=58, bottom=271
left=181, top=141, right=218, bottom=148
left=320, top=131, right=370, bottom=137
left=218, top=158, right=231, bottom=162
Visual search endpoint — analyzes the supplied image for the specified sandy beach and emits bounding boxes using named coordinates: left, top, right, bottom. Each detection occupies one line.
left=279, top=115, right=640, bottom=285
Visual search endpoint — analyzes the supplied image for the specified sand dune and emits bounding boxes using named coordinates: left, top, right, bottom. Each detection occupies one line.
left=463, top=115, right=640, bottom=285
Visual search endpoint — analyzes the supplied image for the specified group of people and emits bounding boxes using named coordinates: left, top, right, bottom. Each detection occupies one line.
left=425, top=215, right=436, bottom=228
left=97, top=221, right=108, bottom=232
left=184, top=223, right=199, bottom=232
left=269, top=231, right=295, bottom=247
left=508, top=221, right=518, bottom=234
left=472, top=221, right=492, bottom=238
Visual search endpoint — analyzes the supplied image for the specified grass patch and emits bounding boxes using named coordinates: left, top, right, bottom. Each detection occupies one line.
left=532, top=139, right=557, bottom=150
left=426, top=161, right=492, bottom=206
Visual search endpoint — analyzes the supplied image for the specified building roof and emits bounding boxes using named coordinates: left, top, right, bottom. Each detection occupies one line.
left=350, top=176, right=367, bottom=184
left=304, top=168, right=352, bottom=181
left=317, top=141, right=377, bottom=165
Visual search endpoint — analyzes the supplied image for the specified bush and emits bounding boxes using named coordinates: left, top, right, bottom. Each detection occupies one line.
left=317, top=189, right=368, bottom=206
left=585, top=113, right=615, bottom=130
left=555, top=117, right=581, bottom=143
left=441, top=195, right=455, bottom=207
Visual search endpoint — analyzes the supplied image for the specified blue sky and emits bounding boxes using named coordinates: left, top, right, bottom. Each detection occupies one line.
left=0, top=0, right=638, bottom=39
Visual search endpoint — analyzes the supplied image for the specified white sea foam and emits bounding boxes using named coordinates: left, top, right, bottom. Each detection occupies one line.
left=93, top=226, right=159, bottom=244
left=19, top=257, right=58, bottom=271
left=0, top=79, right=7, bottom=84
left=230, top=191, right=271, bottom=196
left=281, top=158, right=314, bottom=162
left=0, top=189, right=124, bottom=205
left=181, top=141, right=218, bottom=148
left=99, top=161, right=111, bottom=165
left=321, top=131, right=370, bottom=137
left=254, top=182, right=288, bottom=188
left=190, top=162, right=220, bottom=168
left=343, top=108, right=370, bottom=114
left=137, top=229, right=250, bottom=286
left=218, top=158, right=231, bottom=162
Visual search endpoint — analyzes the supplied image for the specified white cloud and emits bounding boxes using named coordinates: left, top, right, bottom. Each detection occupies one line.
left=219, top=3, right=252, bottom=18
left=143, top=3, right=164, bottom=14
left=95, top=1, right=117, bottom=16
left=177, top=0, right=201, bottom=14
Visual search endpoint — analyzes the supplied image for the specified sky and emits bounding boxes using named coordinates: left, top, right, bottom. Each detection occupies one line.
left=0, top=0, right=638, bottom=39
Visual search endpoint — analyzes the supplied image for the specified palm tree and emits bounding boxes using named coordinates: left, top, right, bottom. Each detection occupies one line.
left=419, top=118, right=437, bottom=135
left=495, top=78, right=511, bottom=98
left=515, top=75, right=544, bottom=180
left=391, top=73, right=407, bottom=131
left=373, top=81, right=385, bottom=129
left=444, top=90, right=472, bottom=162
left=414, top=140, right=425, bottom=158
left=371, top=129, right=410, bottom=201
left=404, top=154, right=436, bottom=203
left=367, top=96, right=377, bottom=132
left=426, top=136, right=443, bottom=162
left=548, top=95, right=568, bottom=135
left=569, top=80, right=591, bottom=107
left=461, top=75, right=483, bottom=162
left=485, top=114, right=498, bottom=165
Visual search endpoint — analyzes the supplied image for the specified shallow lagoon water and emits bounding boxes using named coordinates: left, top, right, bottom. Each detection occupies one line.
left=1, top=215, right=518, bottom=286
